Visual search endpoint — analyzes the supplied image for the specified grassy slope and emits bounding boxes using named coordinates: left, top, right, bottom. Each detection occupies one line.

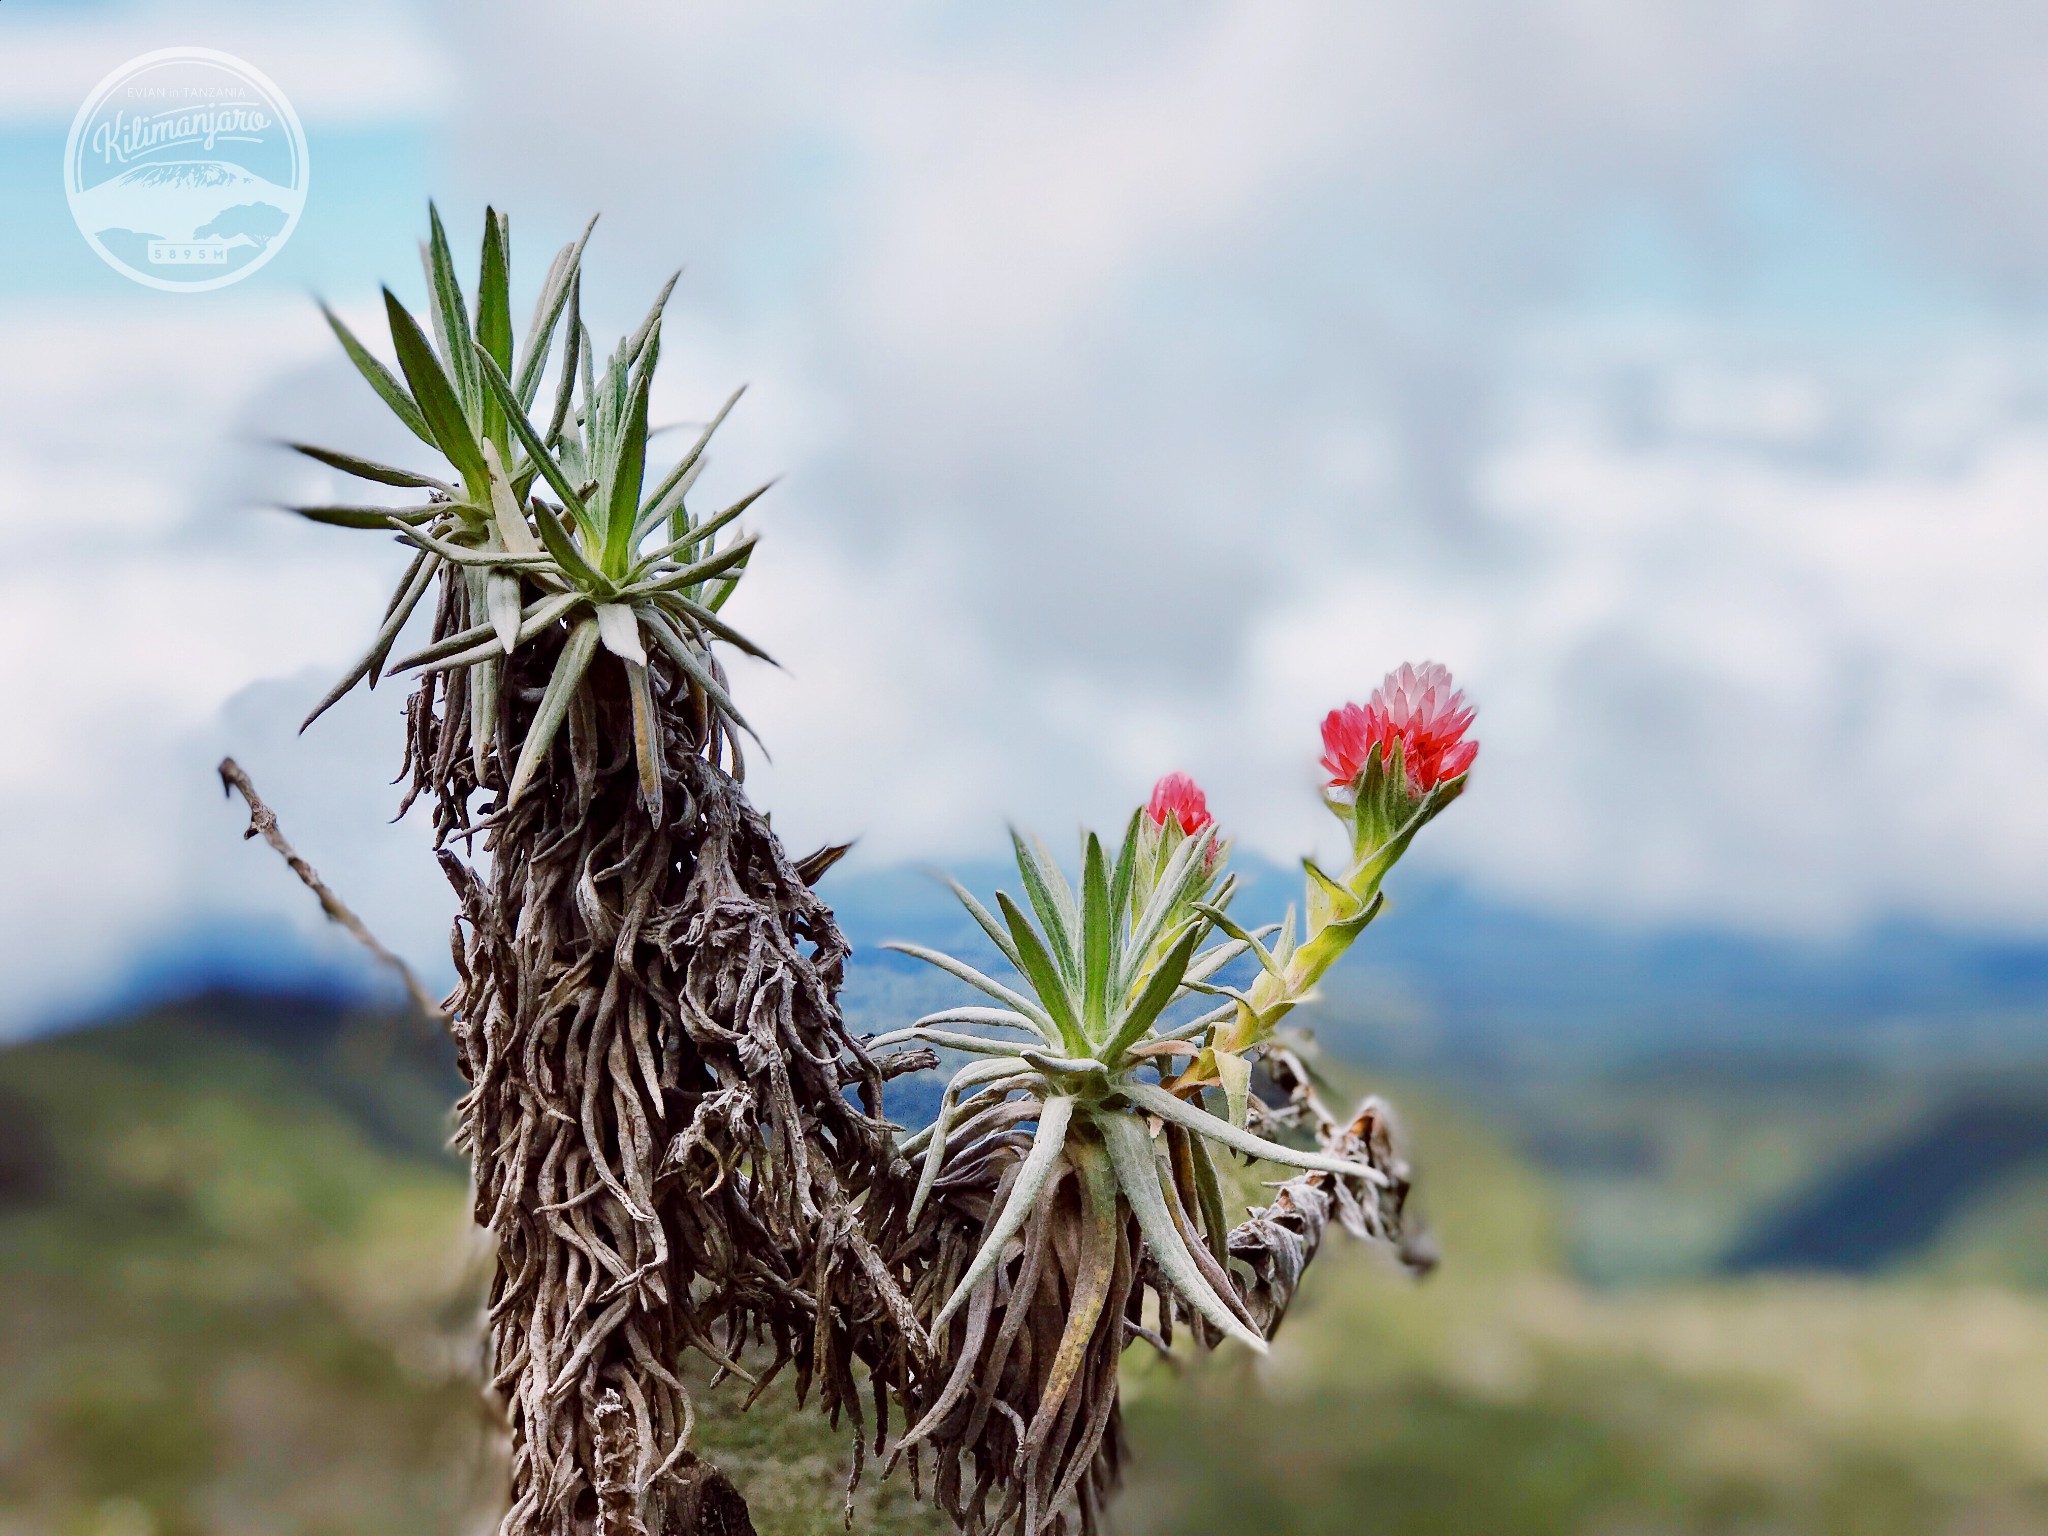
left=12, top=997, right=2048, bottom=1534
left=0, top=997, right=945, bottom=1536
left=1121, top=1083, right=2048, bottom=1535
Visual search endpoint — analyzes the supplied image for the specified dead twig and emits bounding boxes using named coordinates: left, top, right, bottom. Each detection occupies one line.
left=217, top=755, right=447, bottom=1022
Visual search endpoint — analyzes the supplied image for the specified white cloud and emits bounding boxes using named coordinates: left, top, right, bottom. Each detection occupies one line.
left=11, top=0, right=2048, bottom=1028
left=0, top=6, right=447, bottom=124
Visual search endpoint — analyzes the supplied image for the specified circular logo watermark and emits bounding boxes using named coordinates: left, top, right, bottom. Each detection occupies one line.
left=64, top=48, right=310, bottom=293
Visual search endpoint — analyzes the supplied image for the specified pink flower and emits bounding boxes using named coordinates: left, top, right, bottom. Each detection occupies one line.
left=1145, top=772, right=1214, bottom=836
left=1321, top=662, right=1478, bottom=793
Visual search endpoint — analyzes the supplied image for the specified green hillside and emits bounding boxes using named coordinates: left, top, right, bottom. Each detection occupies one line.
left=10, top=993, right=2048, bottom=1534
left=0, top=994, right=941, bottom=1536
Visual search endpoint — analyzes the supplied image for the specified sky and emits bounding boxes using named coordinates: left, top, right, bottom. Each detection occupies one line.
left=5, top=0, right=2048, bottom=1031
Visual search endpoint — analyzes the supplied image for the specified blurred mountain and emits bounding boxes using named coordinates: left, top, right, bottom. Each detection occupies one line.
left=825, top=862, right=2048, bottom=1078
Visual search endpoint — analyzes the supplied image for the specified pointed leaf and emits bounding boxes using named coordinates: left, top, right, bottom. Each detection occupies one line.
left=1080, top=832, right=1113, bottom=1040
left=639, top=607, right=758, bottom=744
left=1117, top=1081, right=1381, bottom=1180
left=996, top=892, right=1084, bottom=1053
left=476, top=208, right=513, bottom=458
left=627, top=535, right=758, bottom=597
left=319, top=306, right=433, bottom=446
left=473, top=342, right=599, bottom=551
left=284, top=504, right=435, bottom=530
left=545, top=273, right=582, bottom=443
left=507, top=617, right=599, bottom=805
left=933, top=1096, right=1075, bottom=1329
left=480, top=443, right=541, bottom=555
left=424, top=202, right=480, bottom=418
left=648, top=591, right=775, bottom=664
left=877, top=941, right=1059, bottom=1043
left=594, top=602, right=645, bottom=665
left=935, top=874, right=1025, bottom=973
left=1104, top=921, right=1202, bottom=1061
left=602, top=365, right=651, bottom=575
left=515, top=216, right=596, bottom=409
left=384, top=288, right=487, bottom=490
left=487, top=570, right=523, bottom=655
left=285, top=441, right=450, bottom=492
left=1010, top=830, right=1079, bottom=985
left=1098, top=1112, right=1266, bottom=1353
left=644, top=385, right=744, bottom=539
left=299, top=552, right=440, bottom=730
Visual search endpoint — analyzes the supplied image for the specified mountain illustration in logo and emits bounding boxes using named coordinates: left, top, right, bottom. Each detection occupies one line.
left=72, top=160, right=299, bottom=252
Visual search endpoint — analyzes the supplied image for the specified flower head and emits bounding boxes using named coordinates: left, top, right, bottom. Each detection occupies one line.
left=1145, top=772, right=1214, bottom=836
left=1321, top=662, right=1478, bottom=793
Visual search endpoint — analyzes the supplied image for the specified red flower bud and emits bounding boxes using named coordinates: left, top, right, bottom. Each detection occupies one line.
left=1320, top=662, right=1478, bottom=793
left=1145, top=772, right=1214, bottom=836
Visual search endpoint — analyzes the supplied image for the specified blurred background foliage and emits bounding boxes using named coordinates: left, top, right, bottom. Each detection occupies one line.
left=10, top=986, right=2048, bottom=1534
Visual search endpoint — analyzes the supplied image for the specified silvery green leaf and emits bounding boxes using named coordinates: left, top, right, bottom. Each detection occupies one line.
left=634, top=455, right=704, bottom=544
left=475, top=207, right=513, bottom=458
left=285, top=441, right=450, bottom=492
left=384, top=288, right=487, bottom=491
left=619, top=270, right=680, bottom=377
left=704, top=560, right=749, bottom=612
left=515, top=216, right=595, bottom=410
left=877, top=941, right=1059, bottom=1043
left=1116, top=1081, right=1381, bottom=1181
left=545, top=273, right=582, bottom=443
left=319, top=306, right=433, bottom=447
left=507, top=617, right=599, bottom=805
left=648, top=592, right=775, bottom=664
left=480, top=443, right=540, bottom=555
left=866, top=1026, right=1036, bottom=1057
left=531, top=500, right=607, bottom=592
left=594, top=603, right=645, bottom=665
left=1081, top=832, right=1113, bottom=1037
left=387, top=520, right=548, bottom=568
left=286, top=504, right=436, bottom=530
left=626, top=535, right=758, bottom=598
left=1097, top=1111, right=1266, bottom=1353
left=997, top=892, right=1084, bottom=1052
left=1103, top=922, right=1202, bottom=1060
left=602, top=367, right=651, bottom=575
left=932, top=1095, right=1075, bottom=1329
left=1010, top=830, right=1079, bottom=985
left=487, top=571, right=523, bottom=656
left=423, top=203, right=481, bottom=420
left=936, top=875, right=1026, bottom=973
left=906, top=1007, right=1044, bottom=1036
left=300, top=552, right=440, bottom=731
left=393, top=591, right=581, bottom=672
left=641, top=384, right=743, bottom=537
left=473, top=344, right=597, bottom=548
left=638, top=608, right=757, bottom=744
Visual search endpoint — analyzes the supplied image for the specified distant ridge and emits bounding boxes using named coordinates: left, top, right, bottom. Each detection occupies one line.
left=1725, top=1094, right=2048, bottom=1274
left=824, top=861, right=2048, bottom=1076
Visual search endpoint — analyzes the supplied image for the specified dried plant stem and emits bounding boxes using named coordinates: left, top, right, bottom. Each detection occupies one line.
left=217, top=755, right=447, bottom=1022
left=403, top=581, right=924, bottom=1536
